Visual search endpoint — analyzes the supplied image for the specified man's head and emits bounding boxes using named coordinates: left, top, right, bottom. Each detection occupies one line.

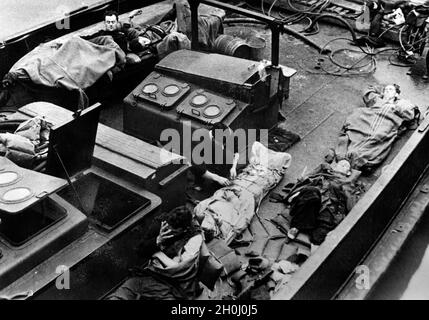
left=164, top=206, right=193, bottom=232
left=129, top=36, right=151, bottom=53
left=331, top=159, right=351, bottom=176
left=382, top=84, right=400, bottom=100
left=104, top=10, right=119, bottom=32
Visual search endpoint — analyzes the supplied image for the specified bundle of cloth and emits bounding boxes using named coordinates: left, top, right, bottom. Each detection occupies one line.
left=334, top=84, right=419, bottom=172
left=194, top=142, right=292, bottom=245
left=0, top=116, right=50, bottom=168
left=272, top=162, right=365, bottom=245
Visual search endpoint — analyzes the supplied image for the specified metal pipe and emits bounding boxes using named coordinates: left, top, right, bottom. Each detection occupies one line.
left=199, top=0, right=278, bottom=24
left=190, top=0, right=200, bottom=51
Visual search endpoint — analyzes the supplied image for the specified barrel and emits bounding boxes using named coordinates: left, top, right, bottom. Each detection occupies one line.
left=246, top=36, right=266, bottom=61
left=214, top=34, right=250, bottom=59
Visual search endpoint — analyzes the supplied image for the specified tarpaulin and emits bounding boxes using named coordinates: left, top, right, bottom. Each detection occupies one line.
left=6, top=36, right=126, bottom=109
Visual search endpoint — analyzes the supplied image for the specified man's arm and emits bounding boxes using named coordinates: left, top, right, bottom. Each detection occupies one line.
left=153, top=234, right=203, bottom=267
left=80, top=30, right=104, bottom=41
left=230, top=152, right=239, bottom=180
left=152, top=251, right=178, bottom=268
left=363, top=85, right=381, bottom=107
left=202, top=170, right=231, bottom=186
left=123, top=25, right=140, bottom=42
left=190, top=163, right=229, bottom=186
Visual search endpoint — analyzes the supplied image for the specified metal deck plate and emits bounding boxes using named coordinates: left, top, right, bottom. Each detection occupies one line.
left=133, top=72, right=190, bottom=109
left=156, top=50, right=259, bottom=85
left=0, top=157, right=67, bottom=215
left=176, top=89, right=237, bottom=125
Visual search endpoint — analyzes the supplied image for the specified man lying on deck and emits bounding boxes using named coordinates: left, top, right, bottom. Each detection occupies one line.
left=106, top=206, right=205, bottom=300
left=334, top=83, right=419, bottom=173
left=81, top=10, right=140, bottom=54
left=0, top=0, right=224, bottom=111
left=127, top=0, right=224, bottom=59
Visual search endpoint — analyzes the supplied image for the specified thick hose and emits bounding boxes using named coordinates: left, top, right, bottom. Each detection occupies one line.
left=303, top=13, right=358, bottom=42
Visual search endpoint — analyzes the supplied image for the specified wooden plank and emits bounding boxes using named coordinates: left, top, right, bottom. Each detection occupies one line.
left=93, top=145, right=156, bottom=179
left=96, top=123, right=184, bottom=170
left=18, top=102, right=74, bottom=125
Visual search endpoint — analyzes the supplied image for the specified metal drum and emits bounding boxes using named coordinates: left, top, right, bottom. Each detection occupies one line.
left=246, top=36, right=266, bottom=61
left=214, top=34, right=250, bottom=59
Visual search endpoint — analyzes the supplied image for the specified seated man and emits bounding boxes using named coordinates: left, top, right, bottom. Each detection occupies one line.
left=190, top=123, right=240, bottom=193
left=106, top=206, right=204, bottom=300
left=335, top=84, right=418, bottom=172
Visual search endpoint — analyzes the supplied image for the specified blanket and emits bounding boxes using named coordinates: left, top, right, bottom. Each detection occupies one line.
left=194, top=142, right=292, bottom=244
left=6, top=36, right=126, bottom=109
left=335, top=89, right=417, bottom=170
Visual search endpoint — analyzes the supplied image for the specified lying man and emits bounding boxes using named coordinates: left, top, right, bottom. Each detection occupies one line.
left=81, top=10, right=140, bottom=54
left=106, top=206, right=204, bottom=300
left=127, top=0, right=224, bottom=59
left=335, top=84, right=419, bottom=172
left=194, top=141, right=292, bottom=244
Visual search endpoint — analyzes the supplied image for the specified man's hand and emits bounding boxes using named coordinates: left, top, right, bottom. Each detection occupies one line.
left=203, top=170, right=231, bottom=186
left=156, top=221, right=175, bottom=247
left=214, top=175, right=231, bottom=186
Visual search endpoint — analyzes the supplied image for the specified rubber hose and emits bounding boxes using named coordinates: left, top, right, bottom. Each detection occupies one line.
left=283, top=24, right=328, bottom=53
left=302, top=13, right=358, bottom=42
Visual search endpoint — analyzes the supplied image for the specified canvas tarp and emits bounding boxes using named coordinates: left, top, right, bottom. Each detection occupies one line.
left=6, top=36, right=126, bottom=109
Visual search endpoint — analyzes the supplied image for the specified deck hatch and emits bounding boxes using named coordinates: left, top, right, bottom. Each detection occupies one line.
left=0, top=198, right=67, bottom=247
left=58, top=173, right=151, bottom=232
